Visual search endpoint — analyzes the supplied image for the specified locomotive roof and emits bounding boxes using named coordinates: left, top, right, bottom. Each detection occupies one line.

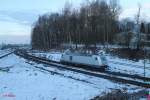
left=63, top=49, right=105, bottom=57
left=64, top=52, right=100, bottom=57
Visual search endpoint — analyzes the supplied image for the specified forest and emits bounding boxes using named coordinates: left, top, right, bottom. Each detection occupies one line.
left=31, top=0, right=150, bottom=50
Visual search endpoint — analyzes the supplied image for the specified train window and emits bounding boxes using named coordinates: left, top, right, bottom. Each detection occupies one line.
left=70, top=56, right=72, bottom=61
left=95, top=57, right=98, bottom=60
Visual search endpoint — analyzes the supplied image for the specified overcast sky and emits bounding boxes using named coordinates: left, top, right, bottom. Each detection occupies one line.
left=0, top=0, right=150, bottom=44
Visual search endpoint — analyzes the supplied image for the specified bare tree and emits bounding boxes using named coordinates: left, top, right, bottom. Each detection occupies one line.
left=31, top=0, right=121, bottom=50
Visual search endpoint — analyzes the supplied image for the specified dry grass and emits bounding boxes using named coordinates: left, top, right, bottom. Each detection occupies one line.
left=91, top=89, right=147, bottom=100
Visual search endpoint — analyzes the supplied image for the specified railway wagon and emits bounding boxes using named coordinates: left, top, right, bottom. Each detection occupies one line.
left=60, top=50, right=108, bottom=70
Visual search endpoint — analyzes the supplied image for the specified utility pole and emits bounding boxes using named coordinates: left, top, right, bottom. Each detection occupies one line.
left=136, top=3, right=141, bottom=50
left=106, top=12, right=109, bottom=50
left=136, top=4, right=141, bottom=25
left=144, top=48, right=147, bottom=80
left=144, top=49, right=146, bottom=77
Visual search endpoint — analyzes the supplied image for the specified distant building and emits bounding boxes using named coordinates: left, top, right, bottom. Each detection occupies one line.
left=145, top=23, right=150, bottom=34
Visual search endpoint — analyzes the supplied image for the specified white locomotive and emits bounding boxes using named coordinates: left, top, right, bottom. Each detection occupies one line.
left=60, top=49, right=108, bottom=70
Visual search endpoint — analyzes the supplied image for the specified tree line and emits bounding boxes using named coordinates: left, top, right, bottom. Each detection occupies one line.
left=31, top=0, right=121, bottom=50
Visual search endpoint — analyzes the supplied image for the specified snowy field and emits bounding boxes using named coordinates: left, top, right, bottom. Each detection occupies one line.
left=0, top=51, right=147, bottom=100
left=106, top=55, right=150, bottom=77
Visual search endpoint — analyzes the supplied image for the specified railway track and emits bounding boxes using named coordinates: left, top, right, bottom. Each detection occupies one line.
left=24, top=63, right=102, bottom=89
left=0, top=52, right=14, bottom=59
left=15, top=49, right=150, bottom=88
left=109, top=60, right=150, bottom=70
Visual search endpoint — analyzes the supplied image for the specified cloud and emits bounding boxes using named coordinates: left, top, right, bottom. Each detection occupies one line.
left=0, top=35, right=30, bottom=44
left=0, top=10, right=40, bottom=25
left=0, top=10, right=39, bottom=36
left=120, top=8, right=137, bottom=19
left=143, top=3, right=150, bottom=9
left=0, top=10, right=40, bottom=44
left=120, top=4, right=150, bottom=22
left=0, top=20, right=31, bottom=36
left=0, top=20, right=31, bottom=44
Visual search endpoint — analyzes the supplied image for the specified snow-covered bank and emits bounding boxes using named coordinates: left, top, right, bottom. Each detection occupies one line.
left=0, top=52, right=145, bottom=100
left=106, top=55, right=150, bottom=77
left=0, top=54, right=100, bottom=100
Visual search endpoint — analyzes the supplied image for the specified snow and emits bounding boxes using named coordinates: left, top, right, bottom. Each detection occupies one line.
left=31, top=52, right=62, bottom=62
left=106, top=55, right=150, bottom=77
left=0, top=54, right=101, bottom=100
left=0, top=51, right=145, bottom=100
left=46, top=52, right=62, bottom=62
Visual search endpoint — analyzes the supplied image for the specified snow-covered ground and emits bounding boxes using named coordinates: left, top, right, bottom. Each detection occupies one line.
left=106, top=55, right=150, bottom=77
left=0, top=51, right=146, bottom=100
left=0, top=54, right=101, bottom=100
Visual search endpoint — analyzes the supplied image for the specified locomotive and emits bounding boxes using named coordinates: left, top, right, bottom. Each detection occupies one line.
left=60, top=49, right=108, bottom=71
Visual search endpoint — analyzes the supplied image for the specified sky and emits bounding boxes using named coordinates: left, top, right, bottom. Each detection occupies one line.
left=0, top=0, right=150, bottom=44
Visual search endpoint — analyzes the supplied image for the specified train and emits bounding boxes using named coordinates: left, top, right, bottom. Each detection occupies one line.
left=60, top=49, right=108, bottom=71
